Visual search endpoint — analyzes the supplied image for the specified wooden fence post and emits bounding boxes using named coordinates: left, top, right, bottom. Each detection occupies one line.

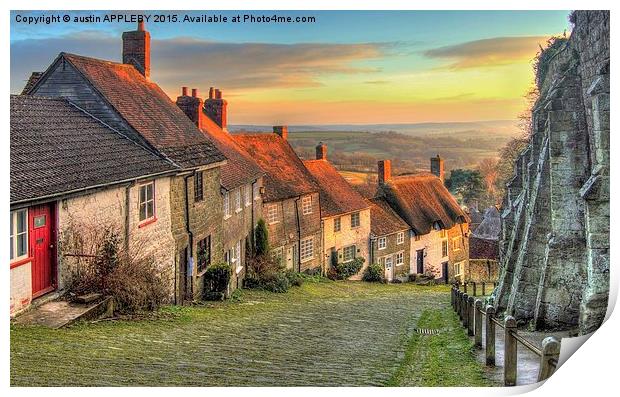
left=467, top=296, right=475, bottom=336
left=463, top=294, right=469, bottom=328
left=485, top=306, right=495, bottom=366
left=474, top=300, right=482, bottom=348
left=472, top=282, right=477, bottom=297
left=537, top=336, right=560, bottom=382
left=464, top=282, right=468, bottom=294
left=504, top=316, right=517, bottom=386
left=482, top=282, right=486, bottom=296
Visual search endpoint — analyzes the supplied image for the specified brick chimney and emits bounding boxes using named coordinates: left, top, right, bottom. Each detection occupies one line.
left=204, top=87, right=228, bottom=130
left=122, top=21, right=151, bottom=79
left=378, top=160, right=392, bottom=185
left=176, top=86, right=205, bottom=130
left=430, top=154, right=445, bottom=182
left=273, top=125, right=288, bottom=140
left=316, top=142, right=327, bottom=160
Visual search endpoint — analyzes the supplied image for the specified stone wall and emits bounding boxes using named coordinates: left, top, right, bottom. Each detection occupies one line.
left=495, top=11, right=609, bottom=333
left=57, top=176, right=176, bottom=297
left=462, top=259, right=499, bottom=283
left=370, top=229, right=410, bottom=281
left=10, top=262, right=32, bottom=316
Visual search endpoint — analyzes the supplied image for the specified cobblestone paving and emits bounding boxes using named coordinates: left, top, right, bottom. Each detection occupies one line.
left=11, top=282, right=477, bottom=386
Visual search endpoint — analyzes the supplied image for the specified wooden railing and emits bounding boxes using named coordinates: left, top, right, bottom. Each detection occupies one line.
left=457, top=281, right=496, bottom=297
left=451, top=286, right=560, bottom=386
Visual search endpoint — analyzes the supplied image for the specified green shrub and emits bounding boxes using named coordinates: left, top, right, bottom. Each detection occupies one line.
left=255, top=219, right=269, bottom=257
left=363, top=263, right=384, bottom=282
left=204, top=262, right=231, bottom=297
left=285, top=270, right=304, bottom=287
left=261, top=272, right=291, bottom=293
left=333, top=257, right=365, bottom=280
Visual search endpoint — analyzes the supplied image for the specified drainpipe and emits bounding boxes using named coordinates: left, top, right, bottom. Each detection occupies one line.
left=124, top=185, right=131, bottom=253
left=320, top=219, right=325, bottom=275
left=294, top=196, right=302, bottom=272
left=183, top=174, right=194, bottom=300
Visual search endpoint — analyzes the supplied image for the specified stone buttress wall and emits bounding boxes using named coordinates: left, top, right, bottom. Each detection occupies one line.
left=495, top=11, right=609, bottom=333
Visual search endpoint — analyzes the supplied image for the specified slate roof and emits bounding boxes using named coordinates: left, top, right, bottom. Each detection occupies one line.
left=303, top=159, right=369, bottom=218
left=198, top=114, right=263, bottom=190
left=51, top=53, right=225, bottom=168
left=379, top=173, right=469, bottom=235
left=469, top=236, right=499, bottom=260
left=10, top=95, right=178, bottom=204
left=471, top=207, right=501, bottom=240
left=232, top=133, right=319, bottom=202
left=368, top=197, right=410, bottom=236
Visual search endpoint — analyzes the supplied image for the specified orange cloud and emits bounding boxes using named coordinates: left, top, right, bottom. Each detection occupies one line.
left=424, top=36, right=550, bottom=69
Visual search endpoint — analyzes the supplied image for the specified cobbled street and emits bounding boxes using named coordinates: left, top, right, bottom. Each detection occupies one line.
left=11, top=282, right=491, bottom=386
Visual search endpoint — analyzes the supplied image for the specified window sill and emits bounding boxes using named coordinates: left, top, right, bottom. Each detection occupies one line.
left=224, top=215, right=232, bottom=220
left=268, top=221, right=279, bottom=225
left=138, top=217, right=157, bottom=228
left=378, top=247, right=387, bottom=251
left=10, top=256, right=33, bottom=269
left=300, top=257, right=313, bottom=263
left=236, top=266, right=243, bottom=274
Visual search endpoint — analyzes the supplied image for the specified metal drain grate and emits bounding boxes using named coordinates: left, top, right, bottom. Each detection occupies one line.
left=414, top=328, right=441, bottom=335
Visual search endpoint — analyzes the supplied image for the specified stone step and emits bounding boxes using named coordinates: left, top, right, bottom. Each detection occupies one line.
left=75, top=292, right=103, bottom=304
left=12, top=296, right=114, bottom=328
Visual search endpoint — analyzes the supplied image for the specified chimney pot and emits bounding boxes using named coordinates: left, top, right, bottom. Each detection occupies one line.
left=209, top=87, right=215, bottom=99
left=138, top=21, right=145, bottom=31
left=273, top=126, right=288, bottom=140
left=378, top=160, right=392, bottom=185
left=122, top=21, right=151, bottom=79
left=192, top=88, right=198, bottom=98
left=182, top=86, right=188, bottom=96
left=316, top=142, right=328, bottom=160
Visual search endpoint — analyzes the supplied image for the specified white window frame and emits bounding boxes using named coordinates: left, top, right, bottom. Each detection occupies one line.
left=350, top=212, right=360, bottom=228
left=454, top=261, right=464, bottom=278
left=343, top=245, right=356, bottom=263
left=10, top=209, right=28, bottom=261
left=139, top=181, right=156, bottom=222
left=302, top=196, right=313, bottom=215
left=223, top=191, right=231, bottom=219
left=442, top=239, right=449, bottom=258
left=300, top=237, right=314, bottom=263
left=272, top=247, right=285, bottom=266
left=267, top=204, right=279, bottom=224
left=396, top=231, right=404, bottom=245
left=233, top=240, right=242, bottom=273
left=235, top=188, right=242, bottom=212
left=384, top=255, right=393, bottom=269
left=378, top=237, right=387, bottom=250
left=395, top=251, right=404, bottom=266
left=245, top=185, right=252, bottom=207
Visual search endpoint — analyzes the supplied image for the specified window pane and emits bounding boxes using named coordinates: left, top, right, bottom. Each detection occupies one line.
left=10, top=235, right=14, bottom=260
left=10, top=213, right=14, bottom=237
left=147, top=201, right=154, bottom=218
left=140, top=186, right=146, bottom=203
left=147, top=184, right=154, bottom=200
left=17, top=210, right=27, bottom=233
left=17, top=234, right=27, bottom=257
left=140, top=203, right=147, bottom=220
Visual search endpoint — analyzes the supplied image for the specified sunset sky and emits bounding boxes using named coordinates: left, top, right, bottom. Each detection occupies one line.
left=10, top=10, right=571, bottom=124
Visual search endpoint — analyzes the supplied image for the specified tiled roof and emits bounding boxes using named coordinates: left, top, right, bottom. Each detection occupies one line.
left=368, top=197, right=410, bottom=236
left=198, top=114, right=263, bottom=190
left=232, top=133, right=319, bottom=202
left=379, top=173, right=469, bottom=235
left=303, top=159, right=369, bottom=218
left=471, top=207, right=501, bottom=240
left=21, top=72, right=42, bottom=95
left=60, top=53, right=225, bottom=168
left=469, top=236, right=499, bottom=260
left=10, top=95, right=177, bottom=204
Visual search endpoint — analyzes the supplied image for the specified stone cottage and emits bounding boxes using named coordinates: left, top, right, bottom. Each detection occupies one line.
left=367, top=197, right=411, bottom=282
left=176, top=86, right=264, bottom=290
left=10, top=95, right=180, bottom=316
left=22, top=22, right=228, bottom=303
left=495, top=10, right=609, bottom=334
left=303, top=143, right=371, bottom=279
left=234, top=127, right=323, bottom=273
left=375, top=158, right=470, bottom=282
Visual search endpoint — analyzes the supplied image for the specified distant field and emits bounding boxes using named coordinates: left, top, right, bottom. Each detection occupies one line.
left=230, top=122, right=519, bottom=172
left=339, top=170, right=374, bottom=185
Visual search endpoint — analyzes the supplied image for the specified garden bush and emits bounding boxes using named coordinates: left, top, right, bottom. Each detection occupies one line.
left=203, top=262, right=232, bottom=300
left=362, top=263, right=385, bottom=282
left=285, top=269, right=304, bottom=287
left=261, top=272, right=291, bottom=293
left=333, top=257, right=365, bottom=280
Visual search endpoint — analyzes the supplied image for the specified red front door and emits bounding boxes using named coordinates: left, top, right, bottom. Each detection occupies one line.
left=29, top=204, right=56, bottom=298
